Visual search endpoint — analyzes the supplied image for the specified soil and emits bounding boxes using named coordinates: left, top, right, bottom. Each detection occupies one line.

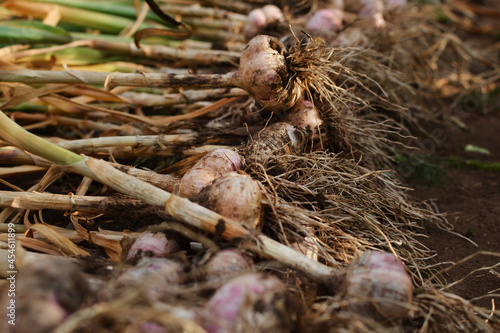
left=408, top=112, right=500, bottom=310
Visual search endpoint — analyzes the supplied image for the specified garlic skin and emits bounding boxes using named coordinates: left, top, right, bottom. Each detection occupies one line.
left=137, top=322, right=167, bottom=333
left=178, top=149, right=242, bottom=198
left=193, top=172, right=262, bottom=230
left=344, top=251, right=413, bottom=320
left=202, top=273, right=293, bottom=333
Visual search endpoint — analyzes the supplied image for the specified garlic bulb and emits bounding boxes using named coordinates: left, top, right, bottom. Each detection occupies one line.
left=343, top=251, right=413, bottom=320
left=202, top=273, right=293, bottom=333
left=244, top=5, right=284, bottom=41
left=2, top=256, right=88, bottom=333
left=178, top=149, right=242, bottom=198
left=233, top=35, right=303, bottom=112
left=285, top=100, right=323, bottom=135
left=204, top=249, right=253, bottom=282
left=306, top=9, right=344, bottom=37
left=193, top=172, right=262, bottom=230
left=331, top=27, right=369, bottom=48
left=359, top=0, right=386, bottom=28
left=124, top=232, right=181, bottom=260
left=116, top=257, right=184, bottom=299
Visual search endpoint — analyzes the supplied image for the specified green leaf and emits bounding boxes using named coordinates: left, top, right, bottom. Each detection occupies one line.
left=25, top=0, right=168, bottom=26
left=0, top=20, right=73, bottom=44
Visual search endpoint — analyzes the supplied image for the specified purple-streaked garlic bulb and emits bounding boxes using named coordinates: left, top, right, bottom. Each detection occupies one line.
left=202, top=273, right=293, bottom=333
left=204, top=249, right=253, bottom=282
left=306, top=9, right=344, bottom=37
left=178, top=149, right=242, bottom=198
left=116, top=257, right=183, bottom=299
left=285, top=100, right=323, bottom=135
left=244, top=122, right=306, bottom=166
left=244, top=5, right=284, bottom=41
left=2, top=257, right=88, bottom=333
left=124, top=232, right=181, bottom=260
left=233, top=35, right=303, bottom=112
left=192, top=172, right=262, bottom=230
left=343, top=251, right=413, bottom=320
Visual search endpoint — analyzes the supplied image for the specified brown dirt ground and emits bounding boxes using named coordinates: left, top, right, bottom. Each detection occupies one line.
left=408, top=112, right=500, bottom=311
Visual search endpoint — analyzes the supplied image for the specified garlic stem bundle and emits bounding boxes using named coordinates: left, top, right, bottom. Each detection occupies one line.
left=0, top=35, right=302, bottom=112
left=0, top=113, right=414, bottom=300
